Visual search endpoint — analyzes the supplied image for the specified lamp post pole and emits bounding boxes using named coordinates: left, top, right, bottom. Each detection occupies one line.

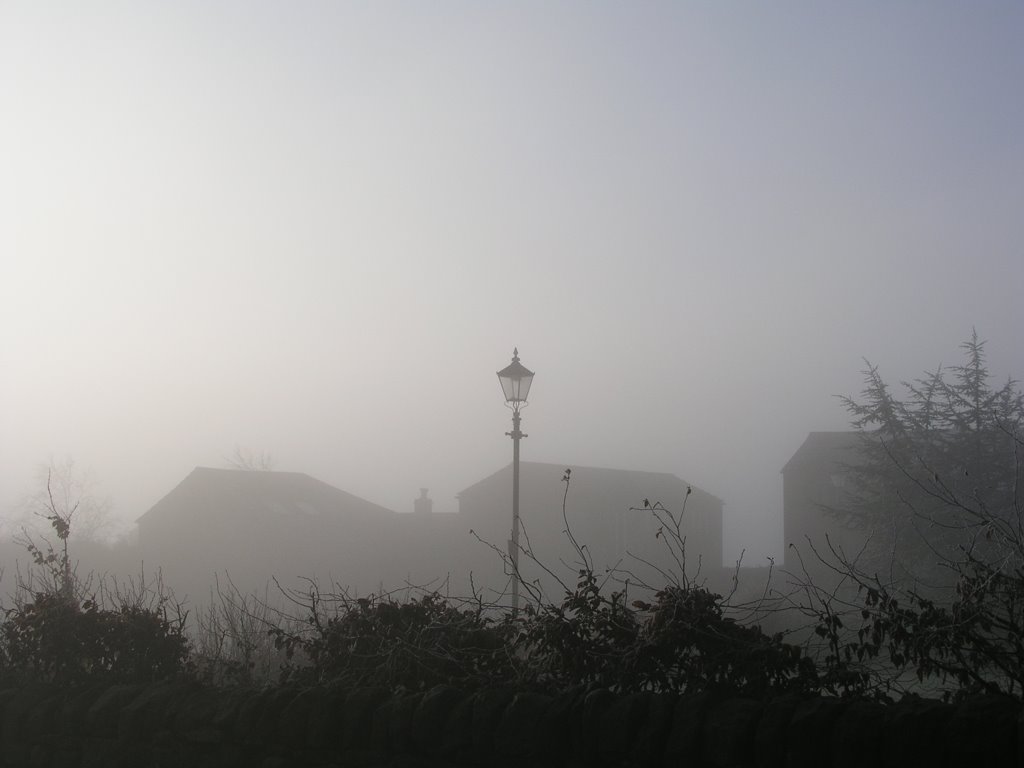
left=496, top=348, right=534, bottom=619
left=508, top=405, right=525, bottom=617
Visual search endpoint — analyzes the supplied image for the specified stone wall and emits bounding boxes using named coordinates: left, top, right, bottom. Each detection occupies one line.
left=0, top=682, right=1017, bottom=767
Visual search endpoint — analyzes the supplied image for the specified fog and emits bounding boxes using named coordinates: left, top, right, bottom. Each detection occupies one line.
left=1, top=3, right=1022, bottom=569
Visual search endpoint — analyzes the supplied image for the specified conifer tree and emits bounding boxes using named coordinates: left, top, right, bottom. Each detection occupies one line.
left=838, top=331, right=1023, bottom=580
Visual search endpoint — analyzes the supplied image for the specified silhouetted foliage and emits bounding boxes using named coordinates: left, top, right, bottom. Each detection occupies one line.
left=836, top=331, right=1023, bottom=574
left=266, top=473, right=820, bottom=696
left=0, top=592, right=188, bottom=684
left=0, top=472, right=189, bottom=685
left=522, top=576, right=816, bottom=695
left=267, top=576, right=819, bottom=695
left=804, top=333, right=1024, bottom=700
left=271, top=590, right=512, bottom=688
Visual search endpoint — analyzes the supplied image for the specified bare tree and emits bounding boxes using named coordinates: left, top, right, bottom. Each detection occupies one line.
left=11, top=458, right=117, bottom=544
left=225, top=445, right=277, bottom=471
left=11, top=458, right=122, bottom=603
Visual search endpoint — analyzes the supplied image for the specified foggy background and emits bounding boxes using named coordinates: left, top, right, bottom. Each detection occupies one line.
left=1, top=3, right=1021, bottom=567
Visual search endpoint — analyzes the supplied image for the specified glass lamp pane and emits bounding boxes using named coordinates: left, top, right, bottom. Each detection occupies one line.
left=517, top=372, right=534, bottom=402
left=499, top=375, right=516, bottom=402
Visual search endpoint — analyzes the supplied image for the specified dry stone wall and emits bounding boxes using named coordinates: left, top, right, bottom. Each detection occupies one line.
left=0, top=682, right=1017, bottom=768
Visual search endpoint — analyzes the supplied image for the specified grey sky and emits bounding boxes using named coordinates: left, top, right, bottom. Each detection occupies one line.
left=2, top=3, right=1022, bottom=565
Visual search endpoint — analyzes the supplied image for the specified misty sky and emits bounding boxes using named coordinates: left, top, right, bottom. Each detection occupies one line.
left=2, top=3, right=1022, bottom=565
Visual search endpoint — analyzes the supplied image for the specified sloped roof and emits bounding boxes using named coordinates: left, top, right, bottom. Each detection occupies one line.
left=457, top=461, right=723, bottom=508
left=781, top=431, right=865, bottom=474
left=137, top=467, right=395, bottom=525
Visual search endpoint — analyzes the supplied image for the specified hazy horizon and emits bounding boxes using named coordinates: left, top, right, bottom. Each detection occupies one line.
left=2, top=3, right=1022, bottom=566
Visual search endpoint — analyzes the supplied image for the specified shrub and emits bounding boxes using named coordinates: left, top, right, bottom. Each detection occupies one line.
left=0, top=467, right=190, bottom=685
left=271, top=590, right=513, bottom=689
left=268, top=479, right=820, bottom=697
left=0, top=592, right=188, bottom=684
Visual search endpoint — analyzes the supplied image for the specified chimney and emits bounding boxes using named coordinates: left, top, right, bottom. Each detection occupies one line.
left=414, top=488, right=433, bottom=515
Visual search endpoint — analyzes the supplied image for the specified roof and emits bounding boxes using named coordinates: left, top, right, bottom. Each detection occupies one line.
left=781, top=431, right=865, bottom=474
left=457, top=461, right=723, bottom=508
left=137, top=467, right=395, bottom=525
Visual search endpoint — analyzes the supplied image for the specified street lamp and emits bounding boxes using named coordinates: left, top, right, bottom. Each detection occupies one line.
left=497, top=347, right=534, bottom=617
